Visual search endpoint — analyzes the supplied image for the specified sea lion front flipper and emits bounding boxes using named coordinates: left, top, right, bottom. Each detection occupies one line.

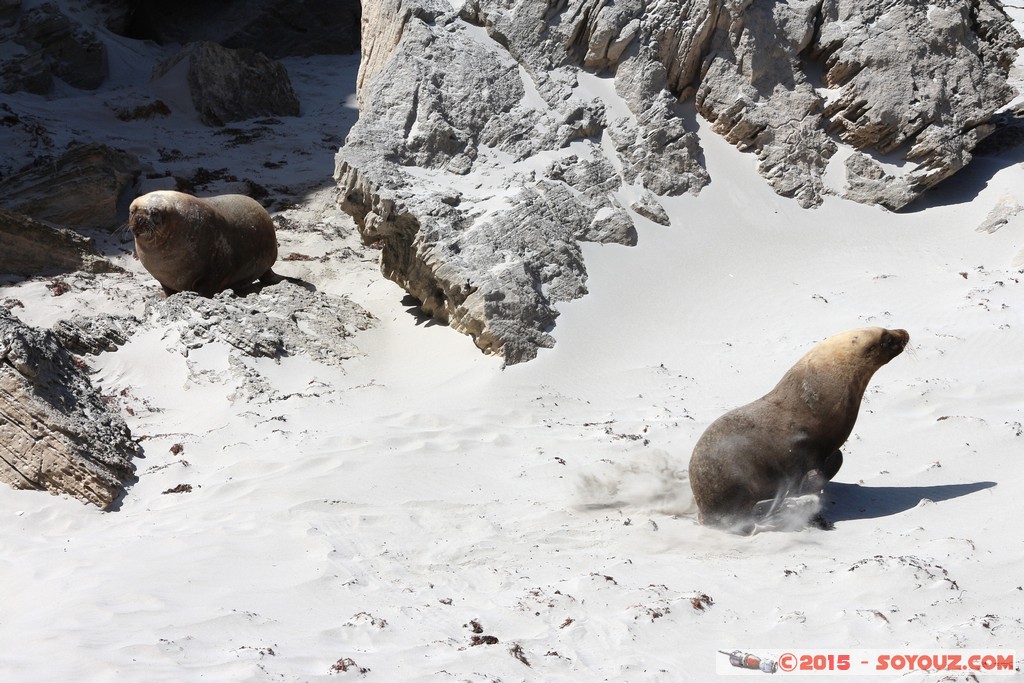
left=752, top=494, right=823, bottom=532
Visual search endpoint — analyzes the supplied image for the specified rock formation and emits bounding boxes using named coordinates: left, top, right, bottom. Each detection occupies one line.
left=338, top=0, right=1021, bottom=362
left=145, top=282, right=376, bottom=367
left=0, top=2, right=108, bottom=94
left=0, top=143, right=141, bottom=230
left=51, top=314, right=139, bottom=356
left=0, top=208, right=118, bottom=277
left=152, top=41, right=301, bottom=127
left=0, top=308, right=138, bottom=509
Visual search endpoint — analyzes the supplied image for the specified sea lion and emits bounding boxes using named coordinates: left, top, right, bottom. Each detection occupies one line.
left=688, top=327, right=910, bottom=532
left=129, top=190, right=279, bottom=297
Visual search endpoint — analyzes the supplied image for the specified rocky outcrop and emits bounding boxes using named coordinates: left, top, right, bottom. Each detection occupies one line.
left=0, top=207, right=118, bottom=277
left=337, top=0, right=707, bottom=363
left=809, top=0, right=1023, bottom=209
left=339, top=0, right=1021, bottom=362
left=0, top=143, right=141, bottom=230
left=0, top=308, right=138, bottom=509
left=146, top=282, right=375, bottom=367
left=0, top=2, right=107, bottom=94
left=120, top=0, right=361, bottom=58
left=152, top=41, right=301, bottom=127
left=51, top=314, right=139, bottom=356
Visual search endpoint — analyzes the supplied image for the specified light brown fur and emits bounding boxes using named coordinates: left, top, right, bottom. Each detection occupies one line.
left=129, top=190, right=278, bottom=297
left=688, top=327, right=909, bottom=531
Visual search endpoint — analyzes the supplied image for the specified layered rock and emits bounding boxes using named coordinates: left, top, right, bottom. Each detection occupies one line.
left=152, top=41, right=300, bottom=127
left=0, top=207, right=118, bottom=277
left=0, top=309, right=138, bottom=509
left=0, top=143, right=141, bottom=230
left=339, top=0, right=1021, bottom=361
left=51, top=314, right=139, bottom=356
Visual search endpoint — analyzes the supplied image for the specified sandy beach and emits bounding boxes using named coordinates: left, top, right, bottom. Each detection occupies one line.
left=1, top=2, right=1023, bottom=680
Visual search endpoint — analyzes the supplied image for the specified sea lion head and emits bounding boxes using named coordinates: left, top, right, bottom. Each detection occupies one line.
left=821, top=327, right=909, bottom=367
left=796, top=327, right=909, bottom=398
left=129, top=191, right=182, bottom=246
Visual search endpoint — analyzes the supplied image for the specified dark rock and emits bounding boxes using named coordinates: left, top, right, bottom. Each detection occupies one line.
left=152, top=41, right=300, bottom=127
left=51, top=315, right=139, bottom=356
left=0, top=2, right=108, bottom=93
left=0, top=143, right=141, bottom=230
left=120, top=0, right=361, bottom=58
left=0, top=207, right=118, bottom=277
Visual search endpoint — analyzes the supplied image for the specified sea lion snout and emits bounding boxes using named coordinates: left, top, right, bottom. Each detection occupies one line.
left=129, top=206, right=160, bottom=238
left=880, top=328, right=909, bottom=359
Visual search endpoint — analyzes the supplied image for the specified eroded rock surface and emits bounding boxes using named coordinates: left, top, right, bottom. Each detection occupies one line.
left=52, top=314, right=139, bottom=356
left=0, top=308, right=138, bottom=509
left=339, top=0, right=1021, bottom=362
left=145, top=282, right=375, bottom=367
left=338, top=0, right=706, bottom=363
left=0, top=143, right=141, bottom=230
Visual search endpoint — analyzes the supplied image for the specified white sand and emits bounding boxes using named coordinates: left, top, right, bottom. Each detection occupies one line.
left=1, top=3, right=1023, bottom=680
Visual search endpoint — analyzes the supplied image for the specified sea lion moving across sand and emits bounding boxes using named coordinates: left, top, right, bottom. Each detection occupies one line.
left=688, top=327, right=910, bottom=533
left=129, top=190, right=279, bottom=297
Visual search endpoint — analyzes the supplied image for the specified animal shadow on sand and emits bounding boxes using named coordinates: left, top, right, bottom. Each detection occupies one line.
left=822, top=481, right=996, bottom=523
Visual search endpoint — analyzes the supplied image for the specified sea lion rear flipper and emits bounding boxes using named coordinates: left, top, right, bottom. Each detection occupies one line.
left=259, top=269, right=284, bottom=285
left=260, top=268, right=316, bottom=292
left=822, top=450, right=843, bottom=481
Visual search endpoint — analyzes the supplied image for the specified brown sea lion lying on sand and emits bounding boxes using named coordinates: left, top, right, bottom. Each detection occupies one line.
left=129, top=190, right=279, bottom=297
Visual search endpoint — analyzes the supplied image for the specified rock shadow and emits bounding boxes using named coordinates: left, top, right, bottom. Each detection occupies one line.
left=401, top=294, right=446, bottom=327
left=900, top=115, right=1024, bottom=213
left=823, top=480, right=996, bottom=522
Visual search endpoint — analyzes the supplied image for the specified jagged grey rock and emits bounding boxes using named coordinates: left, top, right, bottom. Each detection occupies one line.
left=337, top=0, right=706, bottom=363
left=0, top=143, right=141, bottom=230
left=0, top=207, right=118, bottom=277
left=152, top=41, right=300, bottom=127
left=339, top=0, right=1021, bottom=361
left=811, top=0, right=1023, bottom=209
left=0, top=308, right=138, bottom=509
left=630, top=191, right=671, bottom=227
left=144, top=282, right=375, bottom=367
left=51, top=314, right=139, bottom=356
